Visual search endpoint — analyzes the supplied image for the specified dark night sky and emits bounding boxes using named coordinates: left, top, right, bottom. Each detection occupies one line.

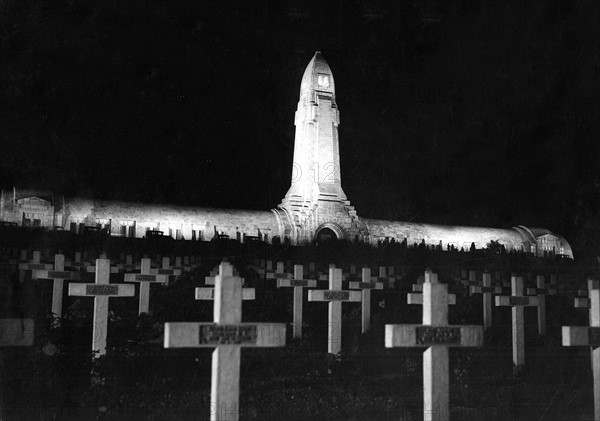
left=1, top=0, right=599, bottom=252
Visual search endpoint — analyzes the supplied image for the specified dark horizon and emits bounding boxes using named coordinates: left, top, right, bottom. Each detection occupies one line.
left=2, top=1, right=599, bottom=253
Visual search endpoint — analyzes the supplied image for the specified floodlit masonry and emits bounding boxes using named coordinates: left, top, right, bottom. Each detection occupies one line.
left=0, top=52, right=573, bottom=258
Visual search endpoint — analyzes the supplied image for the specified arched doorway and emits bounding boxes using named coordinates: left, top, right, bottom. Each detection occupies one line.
left=316, top=227, right=337, bottom=243
left=314, top=223, right=346, bottom=243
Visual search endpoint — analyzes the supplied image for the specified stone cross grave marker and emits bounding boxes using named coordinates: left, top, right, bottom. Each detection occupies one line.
left=124, top=258, right=168, bottom=315
left=377, top=266, right=395, bottom=288
left=18, top=250, right=53, bottom=282
left=205, top=265, right=241, bottom=285
left=563, top=287, right=600, bottom=421
left=409, top=271, right=457, bottom=306
left=495, top=274, right=539, bottom=374
left=69, top=259, right=135, bottom=356
left=349, top=268, right=384, bottom=333
left=470, top=272, right=502, bottom=330
left=308, top=266, right=361, bottom=354
left=171, top=256, right=191, bottom=272
left=32, top=253, right=82, bottom=318
left=68, top=259, right=134, bottom=356
left=164, top=261, right=286, bottom=421
left=149, top=257, right=182, bottom=276
left=267, top=261, right=291, bottom=280
left=526, top=275, right=557, bottom=336
left=66, top=251, right=90, bottom=269
left=386, top=271, right=484, bottom=421
left=116, top=254, right=138, bottom=272
left=0, top=318, right=35, bottom=346
left=574, top=280, right=600, bottom=311
left=85, top=259, right=120, bottom=274
left=277, top=264, right=317, bottom=339
left=462, top=270, right=480, bottom=295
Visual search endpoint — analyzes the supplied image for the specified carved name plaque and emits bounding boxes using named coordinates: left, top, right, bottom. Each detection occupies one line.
left=86, top=285, right=119, bottom=295
left=136, top=274, right=158, bottom=282
left=589, top=328, right=600, bottom=347
left=157, top=269, right=171, bottom=275
left=324, top=291, right=350, bottom=301
left=289, top=280, right=309, bottom=287
left=28, top=264, right=48, bottom=270
left=199, top=325, right=257, bottom=345
left=416, top=326, right=461, bottom=345
left=508, top=296, right=531, bottom=306
left=48, top=271, right=74, bottom=279
left=356, top=282, right=378, bottom=289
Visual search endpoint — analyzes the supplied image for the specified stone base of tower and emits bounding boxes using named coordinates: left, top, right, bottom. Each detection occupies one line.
left=274, top=198, right=368, bottom=245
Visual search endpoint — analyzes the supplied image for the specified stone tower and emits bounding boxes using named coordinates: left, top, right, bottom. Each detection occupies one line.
left=275, top=52, right=366, bottom=243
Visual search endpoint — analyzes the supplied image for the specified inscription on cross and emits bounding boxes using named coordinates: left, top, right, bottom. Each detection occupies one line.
left=495, top=274, right=539, bottom=374
left=277, top=264, right=317, bottom=339
left=563, top=286, right=600, bottom=421
left=386, top=271, right=483, bottom=421
left=164, top=261, right=286, bottom=421
left=32, top=253, right=82, bottom=318
left=68, top=259, right=134, bottom=356
left=308, top=266, right=361, bottom=355
left=124, top=258, right=168, bottom=315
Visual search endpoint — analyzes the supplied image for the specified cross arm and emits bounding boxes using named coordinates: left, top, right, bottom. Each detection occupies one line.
left=348, top=281, right=383, bottom=290
left=562, top=326, right=597, bottom=347
left=68, top=283, right=135, bottom=297
left=195, top=287, right=255, bottom=300
left=407, top=293, right=456, bottom=305
left=385, top=324, right=483, bottom=348
left=164, top=322, right=286, bottom=348
left=32, top=270, right=82, bottom=281
left=124, top=273, right=169, bottom=284
left=277, top=279, right=317, bottom=288
left=308, top=290, right=361, bottom=302
left=470, top=285, right=502, bottom=294
left=495, top=296, right=539, bottom=307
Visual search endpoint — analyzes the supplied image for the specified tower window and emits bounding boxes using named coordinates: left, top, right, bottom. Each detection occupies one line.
left=317, top=74, right=329, bottom=89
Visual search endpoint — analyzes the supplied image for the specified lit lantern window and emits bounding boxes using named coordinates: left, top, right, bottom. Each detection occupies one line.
left=317, top=73, right=330, bottom=89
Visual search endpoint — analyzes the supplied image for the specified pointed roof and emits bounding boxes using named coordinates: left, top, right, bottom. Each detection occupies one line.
left=300, top=51, right=335, bottom=94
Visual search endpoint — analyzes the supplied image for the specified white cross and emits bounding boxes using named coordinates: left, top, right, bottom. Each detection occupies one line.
left=69, top=259, right=135, bottom=356
left=349, top=268, right=383, bottom=333
left=277, top=264, right=317, bottom=339
left=31, top=254, right=82, bottom=318
left=526, top=275, right=556, bottom=336
left=495, top=274, right=539, bottom=374
left=470, top=272, right=502, bottom=330
left=149, top=257, right=182, bottom=276
left=386, top=271, right=483, bottom=421
left=124, top=258, right=168, bottom=315
left=308, top=266, right=361, bottom=355
left=164, top=261, right=286, bottom=421
left=563, top=286, right=600, bottom=421
left=18, top=250, right=52, bottom=282
left=408, top=271, right=457, bottom=306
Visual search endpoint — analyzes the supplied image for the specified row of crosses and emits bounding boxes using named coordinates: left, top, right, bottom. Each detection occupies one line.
left=4, top=255, right=600, bottom=420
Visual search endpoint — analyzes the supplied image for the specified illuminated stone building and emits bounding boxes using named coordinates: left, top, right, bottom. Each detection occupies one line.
left=0, top=52, right=573, bottom=258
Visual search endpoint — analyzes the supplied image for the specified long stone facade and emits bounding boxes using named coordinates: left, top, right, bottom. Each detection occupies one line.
left=0, top=52, right=573, bottom=258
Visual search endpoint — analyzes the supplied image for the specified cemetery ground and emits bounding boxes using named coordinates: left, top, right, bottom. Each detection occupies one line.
left=0, top=229, right=596, bottom=420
